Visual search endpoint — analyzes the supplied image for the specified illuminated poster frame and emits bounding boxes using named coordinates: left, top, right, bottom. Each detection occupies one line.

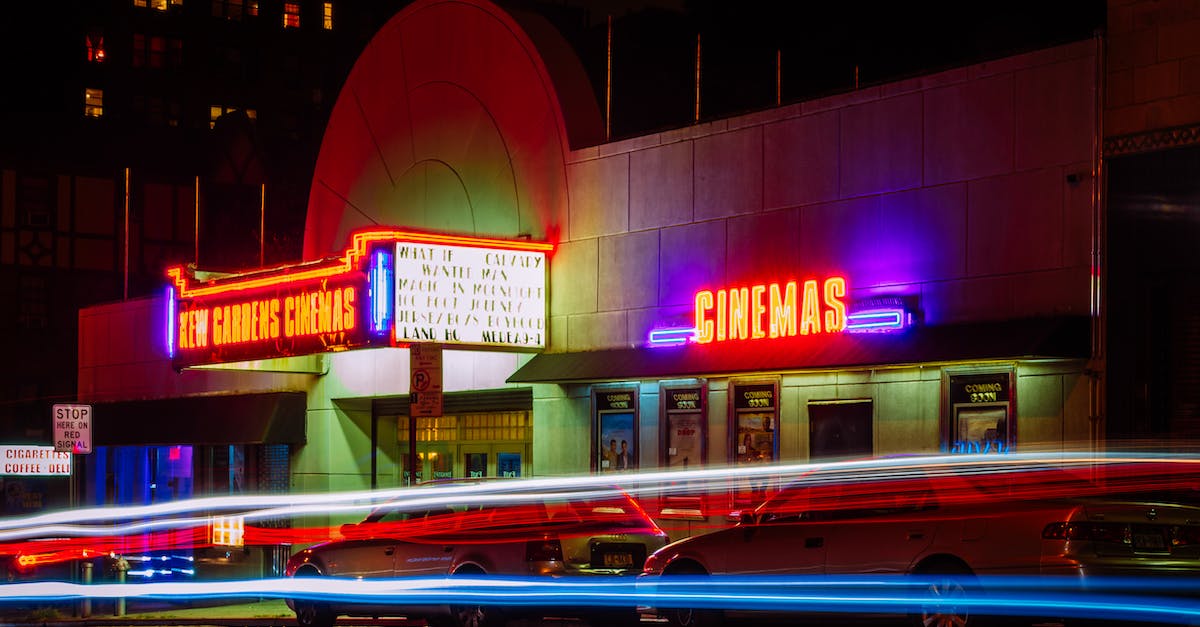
left=592, top=385, right=639, bottom=473
left=165, top=228, right=553, bottom=369
left=942, top=367, right=1017, bottom=455
left=729, top=378, right=780, bottom=509
left=659, top=380, right=707, bottom=469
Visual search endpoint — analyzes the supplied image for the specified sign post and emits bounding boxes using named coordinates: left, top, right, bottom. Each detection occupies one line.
left=409, top=343, right=443, bottom=418
left=52, top=404, right=92, bottom=454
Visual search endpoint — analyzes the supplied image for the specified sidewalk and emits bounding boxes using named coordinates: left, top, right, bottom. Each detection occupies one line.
left=0, top=598, right=452, bottom=626
left=0, top=599, right=298, bottom=627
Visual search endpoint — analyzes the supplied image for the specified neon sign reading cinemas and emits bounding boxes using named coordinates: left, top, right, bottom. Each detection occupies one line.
left=693, top=277, right=847, bottom=344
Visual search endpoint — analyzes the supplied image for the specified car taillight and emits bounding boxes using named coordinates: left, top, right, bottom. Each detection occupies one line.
left=1042, top=522, right=1131, bottom=543
left=525, top=539, right=563, bottom=562
left=1171, top=525, right=1200, bottom=547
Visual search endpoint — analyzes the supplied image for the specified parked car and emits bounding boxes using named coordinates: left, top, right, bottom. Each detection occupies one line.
left=285, top=480, right=668, bottom=627
left=639, top=457, right=1200, bottom=627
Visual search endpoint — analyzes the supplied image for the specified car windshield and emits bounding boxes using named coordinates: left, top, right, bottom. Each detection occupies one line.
left=355, top=485, right=654, bottom=537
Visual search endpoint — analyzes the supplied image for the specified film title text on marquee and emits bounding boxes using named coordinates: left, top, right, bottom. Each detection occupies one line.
left=394, top=243, right=546, bottom=349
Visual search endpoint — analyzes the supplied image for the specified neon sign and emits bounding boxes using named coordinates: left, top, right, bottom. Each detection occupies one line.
left=165, top=228, right=553, bottom=368
left=393, top=242, right=547, bottom=348
left=694, top=277, right=847, bottom=344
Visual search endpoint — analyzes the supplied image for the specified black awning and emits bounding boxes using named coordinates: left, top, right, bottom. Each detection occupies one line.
left=94, top=391, right=306, bottom=446
left=507, top=316, right=1091, bottom=384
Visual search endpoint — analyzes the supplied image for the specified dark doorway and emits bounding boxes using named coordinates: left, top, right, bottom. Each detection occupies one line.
left=809, top=401, right=873, bottom=460
left=1107, top=146, right=1200, bottom=439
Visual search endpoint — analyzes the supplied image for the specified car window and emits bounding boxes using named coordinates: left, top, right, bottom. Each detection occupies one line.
left=757, top=471, right=937, bottom=523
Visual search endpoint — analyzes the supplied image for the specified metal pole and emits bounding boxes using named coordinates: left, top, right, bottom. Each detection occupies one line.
left=606, top=15, right=613, bottom=141
left=694, top=33, right=702, bottom=123
left=194, top=175, right=200, bottom=266
left=81, top=561, right=92, bottom=618
left=259, top=183, right=265, bottom=267
left=123, top=167, right=129, bottom=300
left=116, top=567, right=125, bottom=616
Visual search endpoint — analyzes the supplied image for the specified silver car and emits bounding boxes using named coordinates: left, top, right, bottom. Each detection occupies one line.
left=286, top=481, right=668, bottom=627
left=640, top=458, right=1200, bottom=627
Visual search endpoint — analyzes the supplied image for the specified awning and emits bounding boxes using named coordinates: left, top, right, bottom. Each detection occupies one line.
left=94, top=391, right=306, bottom=446
left=507, top=316, right=1091, bottom=384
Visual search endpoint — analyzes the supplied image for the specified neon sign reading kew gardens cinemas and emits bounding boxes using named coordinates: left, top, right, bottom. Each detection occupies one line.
left=694, top=277, right=847, bottom=343
left=394, top=243, right=546, bottom=349
left=167, top=229, right=553, bottom=368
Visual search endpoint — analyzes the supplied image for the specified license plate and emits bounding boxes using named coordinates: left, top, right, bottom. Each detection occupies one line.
left=1133, top=533, right=1165, bottom=550
left=602, top=552, right=633, bottom=568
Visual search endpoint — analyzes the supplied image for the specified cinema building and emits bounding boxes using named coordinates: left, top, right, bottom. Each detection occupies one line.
left=76, top=0, right=1101, bottom=575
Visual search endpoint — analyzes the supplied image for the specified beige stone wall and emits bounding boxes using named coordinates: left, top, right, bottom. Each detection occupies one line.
left=1107, top=0, right=1200, bottom=136
left=552, top=41, right=1097, bottom=354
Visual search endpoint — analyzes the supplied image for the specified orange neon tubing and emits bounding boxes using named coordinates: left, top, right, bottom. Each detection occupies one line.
left=168, top=228, right=554, bottom=299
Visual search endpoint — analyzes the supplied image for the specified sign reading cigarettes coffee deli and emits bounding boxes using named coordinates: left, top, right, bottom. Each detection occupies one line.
left=694, top=276, right=848, bottom=344
left=0, top=446, right=71, bottom=476
left=166, top=229, right=553, bottom=368
left=394, top=242, right=547, bottom=349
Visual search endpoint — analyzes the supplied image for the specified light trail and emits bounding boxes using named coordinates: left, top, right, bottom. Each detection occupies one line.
left=1, top=576, right=1199, bottom=623
left=1, top=451, right=1198, bottom=568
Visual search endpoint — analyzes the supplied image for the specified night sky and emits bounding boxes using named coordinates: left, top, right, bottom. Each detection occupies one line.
left=528, top=0, right=1108, bottom=138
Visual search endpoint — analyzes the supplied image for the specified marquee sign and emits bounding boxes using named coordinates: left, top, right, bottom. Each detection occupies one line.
left=694, top=277, right=847, bottom=344
left=394, top=242, right=546, bottom=348
left=166, top=229, right=553, bottom=368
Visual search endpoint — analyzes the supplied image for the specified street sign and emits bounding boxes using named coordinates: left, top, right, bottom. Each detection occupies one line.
left=52, top=404, right=92, bottom=454
left=409, top=344, right=443, bottom=417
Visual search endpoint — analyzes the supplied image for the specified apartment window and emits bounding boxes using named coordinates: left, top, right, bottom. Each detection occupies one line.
left=212, top=0, right=243, bottom=20
left=209, top=105, right=256, bottom=128
left=169, top=38, right=183, bottom=67
left=135, top=0, right=181, bottom=10
left=283, top=2, right=299, bottom=28
left=247, top=1, right=258, bottom=16
left=322, top=2, right=332, bottom=29
left=18, top=275, right=49, bottom=331
left=84, top=88, right=104, bottom=118
left=86, top=33, right=105, bottom=63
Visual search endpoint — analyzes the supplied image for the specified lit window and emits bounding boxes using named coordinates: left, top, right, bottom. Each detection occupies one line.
left=138, top=0, right=183, bottom=9
left=323, top=2, right=332, bottom=29
left=86, top=34, right=105, bottom=63
left=84, top=88, right=104, bottom=118
left=209, top=105, right=256, bottom=128
left=247, top=1, right=258, bottom=16
left=283, top=2, right=299, bottom=28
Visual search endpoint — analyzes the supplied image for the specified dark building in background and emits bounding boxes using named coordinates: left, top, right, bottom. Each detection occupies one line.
left=0, top=0, right=404, bottom=457
left=1103, top=0, right=1200, bottom=442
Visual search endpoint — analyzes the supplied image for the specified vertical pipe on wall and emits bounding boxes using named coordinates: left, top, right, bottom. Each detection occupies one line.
left=259, top=183, right=265, bottom=267
left=194, top=175, right=200, bottom=266
left=605, top=14, right=613, bottom=141
left=694, top=33, right=702, bottom=123
left=123, top=167, right=129, bottom=300
left=370, top=412, right=378, bottom=490
left=1090, top=30, right=1107, bottom=454
left=776, top=49, right=782, bottom=107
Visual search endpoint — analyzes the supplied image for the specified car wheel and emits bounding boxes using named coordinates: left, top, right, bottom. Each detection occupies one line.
left=441, top=567, right=504, bottom=627
left=291, top=566, right=336, bottom=627
left=587, top=607, right=641, bottom=627
left=913, top=565, right=976, bottom=627
left=446, top=603, right=504, bottom=627
left=660, top=565, right=722, bottom=627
